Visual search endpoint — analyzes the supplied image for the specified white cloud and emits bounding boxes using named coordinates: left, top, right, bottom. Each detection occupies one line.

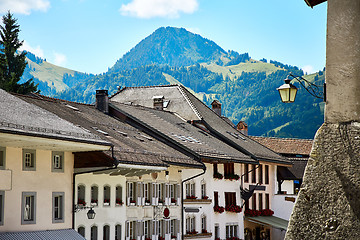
left=302, top=65, right=315, bottom=75
left=120, top=0, right=198, bottom=19
left=53, top=52, right=67, bottom=66
left=0, top=0, right=50, bottom=15
left=19, top=40, right=45, bottom=58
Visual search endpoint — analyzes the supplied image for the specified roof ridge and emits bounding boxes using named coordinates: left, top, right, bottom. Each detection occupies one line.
left=11, top=92, right=93, bottom=106
left=250, top=136, right=314, bottom=142
left=109, top=84, right=179, bottom=99
left=177, top=85, right=202, bottom=120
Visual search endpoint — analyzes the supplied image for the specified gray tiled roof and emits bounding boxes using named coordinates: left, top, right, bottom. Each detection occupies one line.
left=110, top=101, right=255, bottom=164
left=111, top=85, right=289, bottom=164
left=18, top=94, right=202, bottom=168
left=0, top=89, right=108, bottom=146
left=0, top=228, right=85, bottom=240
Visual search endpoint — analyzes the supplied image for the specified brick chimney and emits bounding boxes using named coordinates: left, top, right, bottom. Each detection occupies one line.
left=211, top=100, right=222, bottom=116
left=236, top=121, right=248, bottom=135
left=153, top=96, right=164, bottom=110
left=96, top=90, right=109, bottom=114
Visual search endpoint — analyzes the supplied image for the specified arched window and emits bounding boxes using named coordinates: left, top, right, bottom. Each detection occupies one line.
left=103, top=185, right=110, bottom=206
left=77, top=185, right=86, bottom=206
left=201, top=215, right=207, bottom=233
left=103, top=225, right=110, bottom=240
left=115, top=185, right=123, bottom=206
left=115, top=224, right=122, bottom=240
left=91, top=185, right=98, bottom=206
left=201, top=180, right=207, bottom=199
left=91, top=225, right=98, bottom=240
left=77, top=226, right=85, bottom=237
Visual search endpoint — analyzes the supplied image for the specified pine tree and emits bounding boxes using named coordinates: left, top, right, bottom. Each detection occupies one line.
left=0, top=11, right=38, bottom=94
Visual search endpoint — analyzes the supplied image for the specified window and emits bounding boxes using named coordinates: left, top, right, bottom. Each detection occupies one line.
left=78, top=226, right=85, bottom=237
left=265, top=165, right=269, bottom=184
left=225, top=192, right=237, bottom=207
left=158, top=183, right=164, bottom=204
left=152, top=183, right=159, bottom=205
left=213, top=163, right=218, bottom=174
left=52, top=192, right=64, bottom=223
left=244, top=164, right=249, bottom=182
left=144, top=220, right=151, bottom=238
left=171, top=219, right=179, bottom=238
left=78, top=185, right=86, bottom=206
left=126, top=221, right=136, bottom=239
left=51, top=151, right=64, bottom=172
left=252, top=193, right=257, bottom=210
left=201, top=182, right=206, bottom=199
left=115, top=224, right=122, bottom=240
left=214, top=192, right=219, bottom=206
left=127, top=182, right=136, bottom=205
left=21, top=192, right=36, bottom=224
left=0, top=147, right=5, bottom=169
left=115, top=185, right=123, bottom=206
left=0, top=191, right=4, bottom=226
left=214, top=225, right=219, bottom=239
left=186, top=216, right=195, bottom=234
left=224, top=163, right=234, bottom=177
left=103, top=185, right=110, bottom=206
left=91, top=225, right=98, bottom=240
left=185, top=182, right=195, bottom=198
left=258, top=164, right=263, bottom=184
left=265, top=193, right=270, bottom=209
left=251, top=165, right=256, bottom=183
left=226, top=224, right=238, bottom=238
left=245, top=199, right=249, bottom=210
left=201, top=215, right=207, bottom=233
left=23, top=149, right=35, bottom=171
left=158, top=220, right=163, bottom=238
left=91, top=185, right=98, bottom=206
left=103, top=225, right=110, bottom=240
left=258, top=193, right=263, bottom=211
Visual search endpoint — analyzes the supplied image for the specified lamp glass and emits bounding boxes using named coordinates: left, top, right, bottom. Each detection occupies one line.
left=87, top=208, right=96, bottom=219
left=277, top=83, right=298, bottom=103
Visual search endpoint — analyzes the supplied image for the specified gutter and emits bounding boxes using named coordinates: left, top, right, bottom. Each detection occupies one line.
left=72, top=146, right=118, bottom=229
left=181, top=162, right=206, bottom=240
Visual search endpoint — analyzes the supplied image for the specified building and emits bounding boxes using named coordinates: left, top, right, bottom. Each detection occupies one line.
left=0, top=89, right=111, bottom=238
left=111, top=85, right=292, bottom=240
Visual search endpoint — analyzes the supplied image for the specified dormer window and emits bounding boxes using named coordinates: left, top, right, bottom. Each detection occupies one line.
left=153, top=96, right=164, bottom=110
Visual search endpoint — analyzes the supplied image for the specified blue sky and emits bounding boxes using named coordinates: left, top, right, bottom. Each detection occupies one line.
left=2, top=0, right=327, bottom=74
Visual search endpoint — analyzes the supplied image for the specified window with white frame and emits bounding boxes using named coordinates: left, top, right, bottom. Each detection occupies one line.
left=214, top=225, right=219, bottom=239
left=201, top=215, right=207, bottom=233
left=126, top=221, right=136, bottom=239
left=23, top=149, right=35, bottom=171
left=78, top=226, right=85, bottom=237
left=0, top=191, right=4, bottom=226
left=186, top=182, right=195, bottom=198
left=116, top=185, right=123, bottom=206
left=21, top=192, right=36, bottom=224
left=0, top=147, right=5, bottom=170
left=103, top=225, right=110, bottom=240
left=115, top=224, right=122, bottom=240
left=226, top=224, right=238, bottom=239
left=136, top=182, right=143, bottom=206
left=51, top=151, right=64, bottom=172
left=170, top=219, right=176, bottom=237
left=152, top=183, right=159, bottom=205
left=127, top=182, right=136, bottom=205
left=144, top=220, right=151, bottom=238
left=91, top=185, right=98, bottom=206
left=91, top=225, right=98, bottom=240
left=158, top=219, right=163, bottom=238
left=186, top=216, right=196, bottom=234
left=152, top=220, right=159, bottom=237
left=77, top=185, right=86, bottom=206
left=143, top=183, right=150, bottom=205
left=52, top=192, right=64, bottom=223
left=158, top=183, right=164, bottom=204
left=201, top=181, right=206, bottom=199
left=103, top=185, right=110, bottom=206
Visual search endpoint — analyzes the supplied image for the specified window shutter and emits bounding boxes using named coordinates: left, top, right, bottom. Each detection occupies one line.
left=137, top=182, right=142, bottom=206
left=176, top=184, right=181, bottom=205
left=176, top=219, right=180, bottom=239
left=127, top=182, right=131, bottom=206
left=165, top=184, right=170, bottom=205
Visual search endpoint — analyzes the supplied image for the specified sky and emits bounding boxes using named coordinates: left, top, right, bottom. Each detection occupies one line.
left=2, top=0, right=327, bottom=75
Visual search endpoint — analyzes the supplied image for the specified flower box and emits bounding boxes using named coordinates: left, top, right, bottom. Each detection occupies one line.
left=186, top=195, right=197, bottom=199
left=225, top=205, right=242, bottom=213
left=171, top=198, right=177, bottom=204
left=224, top=174, right=240, bottom=181
left=244, top=209, right=274, bottom=217
left=213, top=172, right=223, bottom=179
left=116, top=198, right=123, bottom=206
left=202, top=196, right=209, bottom=200
left=77, top=199, right=86, bottom=206
left=213, top=205, right=225, bottom=213
left=103, top=199, right=110, bottom=206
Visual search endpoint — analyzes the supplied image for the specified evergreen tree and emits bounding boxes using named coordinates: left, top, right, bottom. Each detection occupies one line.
left=0, top=11, right=38, bottom=94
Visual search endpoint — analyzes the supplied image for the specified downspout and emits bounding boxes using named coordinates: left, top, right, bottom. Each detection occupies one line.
left=72, top=146, right=118, bottom=229
left=181, top=162, right=206, bottom=240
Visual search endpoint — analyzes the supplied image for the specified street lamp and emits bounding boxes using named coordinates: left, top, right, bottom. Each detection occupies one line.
left=277, top=73, right=324, bottom=103
left=86, top=207, right=96, bottom=219
left=74, top=205, right=96, bottom=220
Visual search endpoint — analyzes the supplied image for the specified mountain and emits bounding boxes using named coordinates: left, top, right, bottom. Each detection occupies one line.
left=24, top=26, right=324, bottom=139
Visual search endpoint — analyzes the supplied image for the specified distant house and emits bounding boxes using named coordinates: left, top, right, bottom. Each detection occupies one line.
left=0, top=89, right=111, bottom=239
left=111, top=84, right=292, bottom=240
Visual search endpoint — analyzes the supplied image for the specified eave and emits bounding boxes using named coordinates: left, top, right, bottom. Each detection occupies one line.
left=305, top=0, right=327, bottom=7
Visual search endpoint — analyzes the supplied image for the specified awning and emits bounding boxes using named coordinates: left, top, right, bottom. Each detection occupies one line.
left=246, top=216, right=289, bottom=230
left=0, top=229, right=85, bottom=240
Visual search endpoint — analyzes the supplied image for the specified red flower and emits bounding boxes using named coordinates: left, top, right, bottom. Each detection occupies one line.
left=213, top=205, right=225, bottom=213
left=213, top=172, right=223, bottom=179
left=171, top=198, right=177, bottom=203
left=225, top=205, right=242, bottom=213
left=202, top=196, right=209, bottom=200
left=186, top=195, right=197, bottom=199
left=78, top=199, right=86, bottom=205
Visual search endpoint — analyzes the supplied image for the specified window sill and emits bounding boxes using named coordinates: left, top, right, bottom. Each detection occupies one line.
left=184, top=199, right=212, bottom=204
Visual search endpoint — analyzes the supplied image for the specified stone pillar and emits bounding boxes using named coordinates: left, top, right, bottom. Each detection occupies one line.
left=285, top=1, right=360, bottom=239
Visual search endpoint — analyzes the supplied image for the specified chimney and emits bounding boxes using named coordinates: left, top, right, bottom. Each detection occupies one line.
left=96, top=90, right=109, bottom=114
left=211, top=100, right=222, bottom=116
left=236, top=121, right=248, bottom=135
left=153, top=96, right=164, bottom=110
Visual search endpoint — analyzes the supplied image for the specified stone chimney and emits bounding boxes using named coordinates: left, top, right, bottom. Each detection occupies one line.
left=96, top=90, right=109, bottom=114
left=211, top=100, right=222, bottom=116
left=153, top=96, right=164, bottom=110
left=236, top=121, right=248, bottom=135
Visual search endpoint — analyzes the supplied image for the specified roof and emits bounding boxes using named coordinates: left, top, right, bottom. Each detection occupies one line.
left=111, top=85, right=288, bottom=165
left=0, top=229, right=85, bottom=240
left=17, top=94, right=202, bottom=169
left=0, top=89, right=109, bottom=147
left=249, top=136, right=313, bottom=156
left=110, top=101, right=256, bottom=164
left=304, top=0, right=327, bottom=7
